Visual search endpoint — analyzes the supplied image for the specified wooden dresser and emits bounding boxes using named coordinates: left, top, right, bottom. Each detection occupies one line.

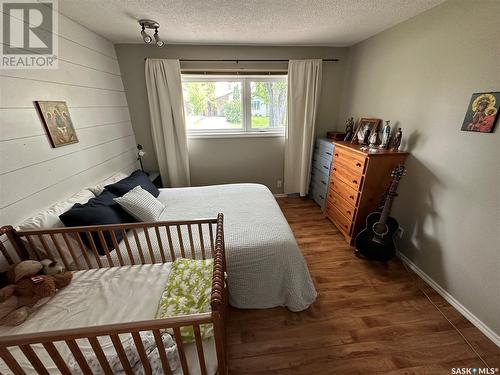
left=325, top=141, right=408, bottom=244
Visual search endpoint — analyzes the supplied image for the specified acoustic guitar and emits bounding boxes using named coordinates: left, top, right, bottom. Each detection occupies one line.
left=354, top=165, right=406, bottom=262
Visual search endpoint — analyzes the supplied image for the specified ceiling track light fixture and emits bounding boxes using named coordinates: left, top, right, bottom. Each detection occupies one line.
left=138, top=19, right=165, bottom=48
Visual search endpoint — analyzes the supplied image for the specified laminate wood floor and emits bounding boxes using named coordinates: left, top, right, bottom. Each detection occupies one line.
left=226, top=197, right=499, bottom=374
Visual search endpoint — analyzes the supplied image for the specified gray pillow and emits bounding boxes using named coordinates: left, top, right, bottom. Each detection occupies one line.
left=113, top=185, right=165, bottom=222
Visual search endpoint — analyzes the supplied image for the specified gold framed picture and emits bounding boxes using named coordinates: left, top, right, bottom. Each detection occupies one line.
left=35, top=101, right=79, bottom=147
left=461, top=92, right=499, bottom=133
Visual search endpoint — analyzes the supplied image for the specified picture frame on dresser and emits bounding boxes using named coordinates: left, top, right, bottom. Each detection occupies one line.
left=352, top=118, right=382, bottom=145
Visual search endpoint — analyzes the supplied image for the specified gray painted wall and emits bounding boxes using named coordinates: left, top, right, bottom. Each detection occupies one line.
left=338, top=0, right=500, bottom=340
left=115, top=45, right=348, bottom=193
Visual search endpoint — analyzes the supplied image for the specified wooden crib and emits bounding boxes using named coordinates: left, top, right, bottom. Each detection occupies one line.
left=0, top=213, right=227, bottom=375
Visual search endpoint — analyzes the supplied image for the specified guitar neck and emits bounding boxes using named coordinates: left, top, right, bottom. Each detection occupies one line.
left=378, top=179, right=400, bottom=225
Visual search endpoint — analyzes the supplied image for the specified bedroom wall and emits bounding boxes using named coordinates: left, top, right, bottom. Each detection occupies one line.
left=338, top=0, right=500, bottom=343
left=0, top=10, right=137, bottom=226
left=115, top=45, right=349, bottom=193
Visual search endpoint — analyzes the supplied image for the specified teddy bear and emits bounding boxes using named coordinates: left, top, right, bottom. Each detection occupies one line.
left=0, top=259, right=72, bottom=326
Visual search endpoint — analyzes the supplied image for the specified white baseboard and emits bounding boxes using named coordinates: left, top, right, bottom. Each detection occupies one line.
left=398, top=252, right=500, bottom=348
left=273, top=194, right=288, bottom=198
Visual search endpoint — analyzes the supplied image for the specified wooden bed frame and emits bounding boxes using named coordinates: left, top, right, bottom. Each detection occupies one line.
left=0, top=213, right=227, bottom=375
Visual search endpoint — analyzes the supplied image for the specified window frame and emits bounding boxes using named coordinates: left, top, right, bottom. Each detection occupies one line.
left=182, top=74, right=287, bottom=138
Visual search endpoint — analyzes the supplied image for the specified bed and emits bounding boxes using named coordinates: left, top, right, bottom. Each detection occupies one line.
left=0, top=215, right=227, bottom=375
left=10, top=183, right=317, bottom=312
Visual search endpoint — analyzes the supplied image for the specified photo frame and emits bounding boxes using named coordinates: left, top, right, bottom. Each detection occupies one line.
left=35, top=101, right=79, bottom=147
left=352, top=118, right=382, bottom=144
left=461, top=92, right=499, bottom=133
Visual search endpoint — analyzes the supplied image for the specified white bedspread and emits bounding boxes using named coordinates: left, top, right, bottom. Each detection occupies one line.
left=74, top=183, right=316, bottom=312
left=158, top=183, right=316, bottom=311
left=0, top=265, right=217, bottom=375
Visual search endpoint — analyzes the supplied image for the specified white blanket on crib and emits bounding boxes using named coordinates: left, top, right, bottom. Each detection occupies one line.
left=0, top=264, right=217, bottom=375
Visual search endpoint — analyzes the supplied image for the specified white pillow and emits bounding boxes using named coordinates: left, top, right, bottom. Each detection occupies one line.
left=114, top=186, right=165, bottom=222
left=16, top=188, right=95, bottom=267
left=88, top=172, right=129, bottom=196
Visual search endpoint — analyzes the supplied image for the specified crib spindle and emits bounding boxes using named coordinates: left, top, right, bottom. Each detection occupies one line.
left=166, top=226, right=176, bottom=261
left=87, top=336, right=114, bottom=374
left=42, top=342, right=72, bottom=374
left=24, top=235, right=41, bottom=261
left=0, top=346, right=26, bottom=374
left=110, top=334, right=134, bottom=375
left=152, top=329, right=173, bottom=375
left=49, top=234, right=70, bottom=270
left=208, top=223, right=215, bottom=256
left=37, top=235, right=57, bottom=263
left=109, top=231, right=125, bottom=267
left=19, top=344, right=49, bottom=375
left=0, top=239, right=15, bottom=265
left=85, top=232, right=103, bottom=268
left=120, top=229, right=135, bottom=265
left=131, top=332, right=152, bottom=374
left=65, top=339, right=93, bottom=374
left=97, top=231, right=114, bottom=267
left=193, top=324, right=208, bottom=375
left=176, top=225, right=186, bottom=258
left=131, top=228, right=146, bottom=265
left=75, top=233, right=93, bottom=269
left=61, top=232, right=82, bottom=270
left=173, top=327, right=190, bottom=375
left=198, top=223, right=206, bottom=260
left=143, top=227, right=156, bottom=263
left=154, top=226, right=167, bottom=263
left=187, top=224, right=196, bottom=259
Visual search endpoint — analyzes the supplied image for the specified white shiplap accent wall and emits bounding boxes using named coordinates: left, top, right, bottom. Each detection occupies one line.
left=0, top=10, right=138, bottom=226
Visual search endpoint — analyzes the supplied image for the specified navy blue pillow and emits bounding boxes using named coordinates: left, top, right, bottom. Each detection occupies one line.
left=104, top=170, right=159, bottom=197
left=59, top=191, right=137, bottom=255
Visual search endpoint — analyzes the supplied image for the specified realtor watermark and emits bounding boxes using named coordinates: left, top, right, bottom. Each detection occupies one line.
left=451, top=368, right=499, bottom=374
left=1, top=0, right=58, bottom=69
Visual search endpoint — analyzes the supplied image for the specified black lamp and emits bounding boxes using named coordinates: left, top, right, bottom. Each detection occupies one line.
left=137, top=144, right=146, bottom=173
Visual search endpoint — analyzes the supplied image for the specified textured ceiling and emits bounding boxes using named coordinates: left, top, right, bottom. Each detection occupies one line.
left=59, top=0, right=445, bottom=46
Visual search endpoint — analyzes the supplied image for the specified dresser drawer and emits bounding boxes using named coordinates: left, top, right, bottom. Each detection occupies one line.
left=327, top=190, right=356, bottom=222
left=315, top=138, right=334, bottom=157
left=329, top=178, right=359, bottom=207
left=331, top=164, right=364, bottom=191
left=326, top=204, right=352, bottom=238
left=333, top=147, right=366, bottom=174
left=311, top=166, right=329, bottom=188
left=312, top=155, right=332, bottom=174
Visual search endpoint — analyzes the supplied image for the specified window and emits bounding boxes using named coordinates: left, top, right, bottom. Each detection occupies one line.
left=182, top=75, right=287, bottom=137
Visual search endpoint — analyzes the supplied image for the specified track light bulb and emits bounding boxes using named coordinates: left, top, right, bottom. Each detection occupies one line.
left=154, top=29, right=164, bottom=47
left=141, top=25, right=152, bottom=44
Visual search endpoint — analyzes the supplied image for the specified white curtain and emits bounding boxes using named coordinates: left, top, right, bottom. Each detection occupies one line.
left=145, top=59, right=190, bottom=187
left=284, top=59, right=323, bottom=196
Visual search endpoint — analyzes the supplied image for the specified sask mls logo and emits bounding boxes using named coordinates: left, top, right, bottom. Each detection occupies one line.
left=1, top=0, right=58, bottom=69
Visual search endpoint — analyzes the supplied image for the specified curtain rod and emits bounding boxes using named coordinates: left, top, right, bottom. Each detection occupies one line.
left=144, top=58, right=339, bottom=62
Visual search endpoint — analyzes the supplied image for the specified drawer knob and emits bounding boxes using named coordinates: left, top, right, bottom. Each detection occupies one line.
left=321, top=180, right=326, bottom=185
left=352, top=180, right=358, bottom=184
left=326, top=151, right=332, bottom=156
left=349, top=195, right=354, bottom=199
left=356, top=162, right=362, bottom=167
left=323, top=166, right=329, bottom=170
left=333, top=167, right=337, bottom=171
left=334, top=153, right=339, bottom=157
left=347, top=210, right=351, bottom=215
left=319, top=194, right=324, bottom=199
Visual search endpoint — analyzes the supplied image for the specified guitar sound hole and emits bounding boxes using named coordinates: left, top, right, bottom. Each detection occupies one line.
left=372, top=222, right=388, bottom=236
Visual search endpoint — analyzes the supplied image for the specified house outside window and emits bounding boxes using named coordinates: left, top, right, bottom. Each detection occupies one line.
left=182, top=75, right=287, bottom=137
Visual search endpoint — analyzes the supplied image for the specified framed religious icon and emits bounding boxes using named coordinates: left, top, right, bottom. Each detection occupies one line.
left=35, top=101, right=79, bottom=147
left=461, top=92, right=499, bottom=133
